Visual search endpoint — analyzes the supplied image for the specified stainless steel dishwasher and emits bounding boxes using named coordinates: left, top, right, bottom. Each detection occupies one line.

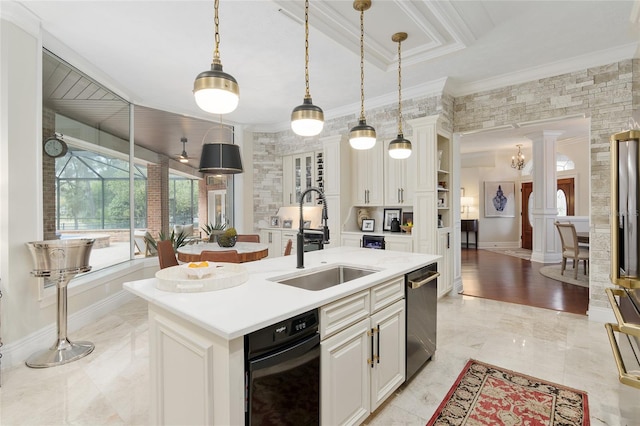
left=405, top=263, right=439, bottom=381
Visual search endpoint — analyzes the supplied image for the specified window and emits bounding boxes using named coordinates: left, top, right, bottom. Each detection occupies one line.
left=169, top=172, right=199, bottom=231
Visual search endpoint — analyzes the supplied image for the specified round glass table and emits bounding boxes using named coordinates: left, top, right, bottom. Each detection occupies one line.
left=176, top=242, right=268, bottom=263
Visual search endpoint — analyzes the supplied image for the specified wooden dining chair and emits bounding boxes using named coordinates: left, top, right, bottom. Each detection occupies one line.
left=157, top=239, right=179, bottom=269
left=236, top=234, right=260, bottom=243
left=283, top=239, right=293, bottom=256
left=555, top=221, right=589, bottom=279
left=200, top=250, right=241, bottom=263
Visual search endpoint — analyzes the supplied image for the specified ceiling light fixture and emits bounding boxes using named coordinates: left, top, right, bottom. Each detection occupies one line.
left=193, top=0, right=239, bottom=114
left=388, top=32, right=411, bottom=160
left=349, top=0, right=376, bottom=150
left=178, top=137, right=189, bottom=163
left=511, top=144, right=525, bottom=170
left=199, top=118, right=243, bottom=174
left=291, top=0, right=324, bottom=137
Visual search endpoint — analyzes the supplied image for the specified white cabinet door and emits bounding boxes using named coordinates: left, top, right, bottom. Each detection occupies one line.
left=259, top=229, right=282, bottom=258
left=352, top=143, right=384, bottom=206
left=370, top=300, right=406, bottom=411
left=283, top=152, right=316, bottom=205
left=321, top=318, right=371, bottom=426
left=283, top=155, right=294, bottom=205
left=341, top=234, right=362, bottom=248
left=437, top=228, right=452, bottom=297
left=384, top=235, right=413, bottom=253
left=384, top=139, right=415, bottom=206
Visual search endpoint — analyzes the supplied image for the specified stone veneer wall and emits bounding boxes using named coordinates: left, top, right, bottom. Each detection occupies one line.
left=252, top=92, right=453, bottom=231
left=253, top=59, right=639, bottom=312
left=452, top=59, right=638, bottom=312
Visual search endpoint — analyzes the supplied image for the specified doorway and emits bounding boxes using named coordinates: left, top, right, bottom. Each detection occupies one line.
left=521, top=178, right=575, bottom=249
left=208, top=189, right=227, bottom=227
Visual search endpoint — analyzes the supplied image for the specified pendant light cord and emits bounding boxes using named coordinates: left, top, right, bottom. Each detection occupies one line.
left=304, top=0, right=311, bottom=99
left=397, top=37, right=403, bottom=134
left=359, top=7, right=366, bottom=121
left=212, top=0, right=221, bottom=65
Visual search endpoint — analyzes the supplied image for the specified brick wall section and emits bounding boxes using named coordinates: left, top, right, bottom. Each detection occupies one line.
left=252, top=92, right=451, bottom=231
left=43, top=107, right=57, bottom=240
left=453, top=59, right=636, bottom=310
left=146, top=160, right=170, bottom=238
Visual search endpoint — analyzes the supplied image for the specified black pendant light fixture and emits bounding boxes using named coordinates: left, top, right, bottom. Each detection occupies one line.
left=291, top=0, right=324, bottom=137
left=198, top=119, right=243, bottom=174
left=193, top=0, right=239, bottom=114
left=349, top=0, right=376, bottom=150
left=388, top=32, right=412, bottom=159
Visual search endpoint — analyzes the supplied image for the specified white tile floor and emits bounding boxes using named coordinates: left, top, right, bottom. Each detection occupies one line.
left=1, top=294, right=638, bottom=425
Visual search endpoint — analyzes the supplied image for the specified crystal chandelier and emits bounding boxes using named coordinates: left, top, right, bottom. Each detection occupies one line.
left=511, top=144, right=525, bottom=170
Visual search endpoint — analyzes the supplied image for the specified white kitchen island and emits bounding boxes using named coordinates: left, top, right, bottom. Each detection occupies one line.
left=124, top=246, right=439, bottom=425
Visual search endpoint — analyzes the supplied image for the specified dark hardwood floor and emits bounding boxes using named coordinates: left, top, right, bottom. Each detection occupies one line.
left=460, top=248, right=589, bottom=315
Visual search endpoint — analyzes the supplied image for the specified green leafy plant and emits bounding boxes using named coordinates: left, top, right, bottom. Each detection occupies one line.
left=201, top=223, right=226, bottom=242
left=143, top=229, right=190, bottom=254
left=201, top=222, right=226, bottom=235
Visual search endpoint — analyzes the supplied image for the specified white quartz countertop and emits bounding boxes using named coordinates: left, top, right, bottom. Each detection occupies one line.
left=123, top=246, right=440, bottom=340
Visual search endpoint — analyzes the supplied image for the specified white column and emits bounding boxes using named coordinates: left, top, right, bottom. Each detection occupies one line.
left=529, top=131, right=563, bottom=263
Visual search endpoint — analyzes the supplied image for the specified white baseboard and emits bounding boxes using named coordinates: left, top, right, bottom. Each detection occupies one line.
left=1, top=289, right=137, bottom=370
left=587, top=304, right=616, bottom=323
left=478, top=242, right=520, bottom=249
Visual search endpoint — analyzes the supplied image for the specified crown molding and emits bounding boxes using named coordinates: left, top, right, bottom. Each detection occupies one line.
left=0, top=0, right=41, bottom=36
left=450, top=42, right=640, bottom=97
left=253, top=76, right=450, bottom=133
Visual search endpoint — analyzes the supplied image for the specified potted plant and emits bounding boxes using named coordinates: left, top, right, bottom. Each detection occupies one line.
left=217, top=227, right=238, bottom=247
left=201, top=223, right=226, bottom=242
left=144, top=229, right=190, bottom=254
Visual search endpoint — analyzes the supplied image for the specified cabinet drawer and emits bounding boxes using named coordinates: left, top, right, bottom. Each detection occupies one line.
left=320, top=290, right=370, bottom=339
left=371, top=276, right=405, bottom=313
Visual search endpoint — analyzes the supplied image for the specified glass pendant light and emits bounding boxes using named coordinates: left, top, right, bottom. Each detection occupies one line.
left=291, top=0, right=324, bottom=137
left=349, top=0, right=376, bottom=150
left=388, top=32, right=412, bottom=159
left=193, top=0, right=239, bottom=114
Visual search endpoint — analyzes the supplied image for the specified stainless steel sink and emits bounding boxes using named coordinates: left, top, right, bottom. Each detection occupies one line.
left=272, top=265, right=378, bottom=291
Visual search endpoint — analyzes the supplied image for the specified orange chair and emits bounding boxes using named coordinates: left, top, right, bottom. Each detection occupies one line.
left=236, top=234, right=260, bottom=243
left=200, top=250, right=241, bottom=263
left=157, top=240, right=179, bottom=269
left=283, top=239, right=293, bottom=256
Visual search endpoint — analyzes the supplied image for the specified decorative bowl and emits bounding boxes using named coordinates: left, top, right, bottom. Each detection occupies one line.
left=400, top=225, right=413, bottom=234
left=181, top=261, right=216, bottom=279
left=217, top=235, right=237, bottom=247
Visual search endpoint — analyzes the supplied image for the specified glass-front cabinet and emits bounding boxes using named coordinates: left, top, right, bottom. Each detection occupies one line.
left=283, top=151, right=318, bottom=205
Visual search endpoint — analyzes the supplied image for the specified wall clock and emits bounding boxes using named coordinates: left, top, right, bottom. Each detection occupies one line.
left=43, top=136, right=68, bottom=158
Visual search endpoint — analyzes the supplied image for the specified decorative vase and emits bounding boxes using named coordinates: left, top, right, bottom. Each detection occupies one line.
left=217, top=235, right=237, bottom=248
left=209, top=230, right=225, bottom=243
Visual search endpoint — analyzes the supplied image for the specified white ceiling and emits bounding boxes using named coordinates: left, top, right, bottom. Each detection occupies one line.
left=8, top=0, right=640, bottom=162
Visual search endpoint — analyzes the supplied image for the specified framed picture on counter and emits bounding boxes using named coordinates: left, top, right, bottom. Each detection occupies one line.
left=282, top=219, right=293, bottom=229
left=383, top=208, right=401, bottom=231
left=361, top=219, right=375, bottom=232
left=270, top=216, right=280, bottom=227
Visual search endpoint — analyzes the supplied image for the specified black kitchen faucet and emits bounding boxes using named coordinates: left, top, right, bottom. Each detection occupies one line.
left=297, top=187, right=330, bottom=268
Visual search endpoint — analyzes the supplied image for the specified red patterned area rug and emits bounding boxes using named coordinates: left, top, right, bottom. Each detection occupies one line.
left=427, top=359, right=589, bottom=426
